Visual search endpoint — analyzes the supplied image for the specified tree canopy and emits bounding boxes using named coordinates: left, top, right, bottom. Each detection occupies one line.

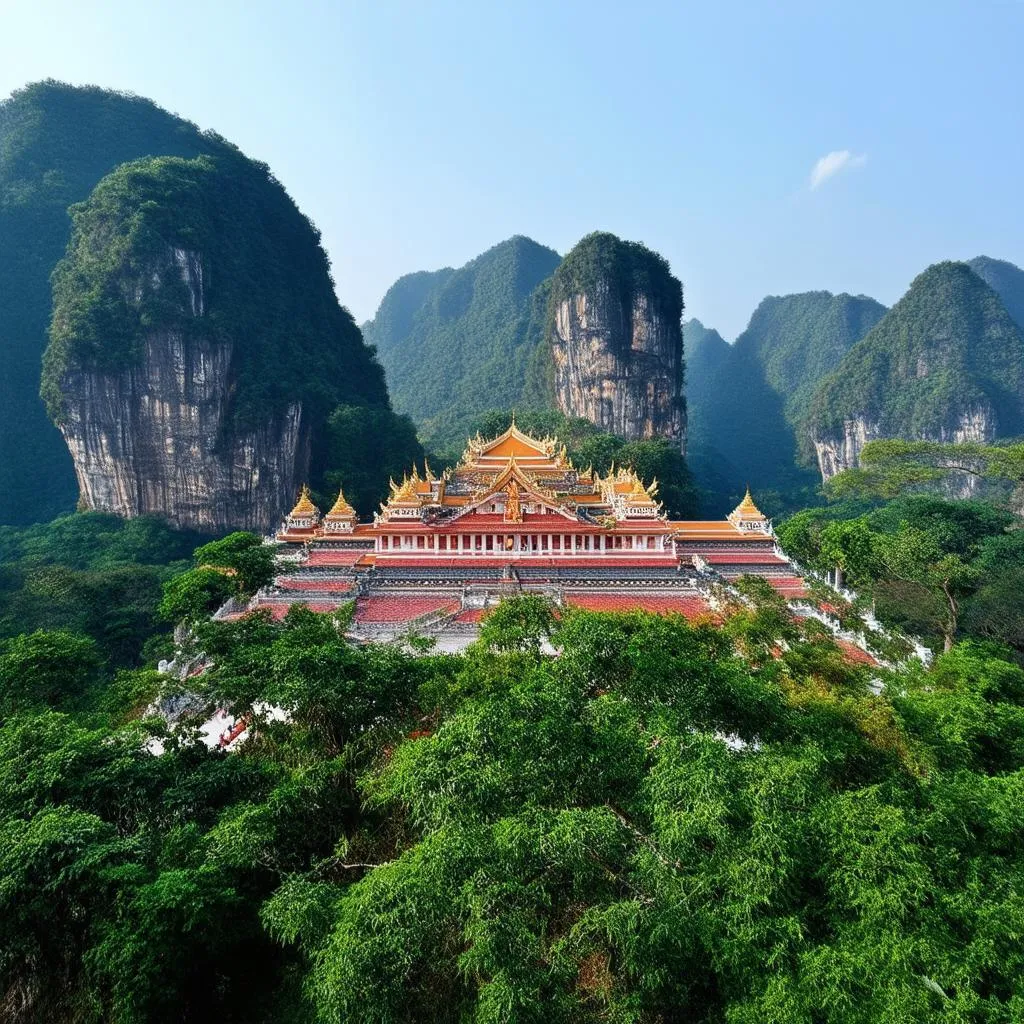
left=2, top=585, right=1024, bottom=1022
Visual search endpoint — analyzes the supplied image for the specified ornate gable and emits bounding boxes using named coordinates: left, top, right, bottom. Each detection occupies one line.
left=452, top=458, right=577, bottom=522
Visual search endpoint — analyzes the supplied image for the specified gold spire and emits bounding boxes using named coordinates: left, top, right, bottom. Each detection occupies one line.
left=289, top=484, right=319, bottom=519
left=326, top=485, right=356, bottom=519
left=730, top=487, right=766, bottom=521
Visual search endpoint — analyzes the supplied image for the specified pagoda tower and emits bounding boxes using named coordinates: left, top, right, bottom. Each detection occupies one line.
left=727, top=488, right=770, bottom=532
left=285, top=485, right=320, bottom=532
left=323, top=486, right=357, bottom=533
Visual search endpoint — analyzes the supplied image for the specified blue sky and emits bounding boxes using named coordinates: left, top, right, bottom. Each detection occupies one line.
left=2, top=0, right=1021, bottom=339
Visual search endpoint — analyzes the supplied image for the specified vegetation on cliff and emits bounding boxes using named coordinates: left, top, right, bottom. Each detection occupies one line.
left=0, top=80, right=225, bottom=525
left=808, top=263, right=1024, bottom=446
left=43, top=152, right=389, bottom=431
left=738, top=292, right=886, bottom=431
left=968, top=255, right=1024, bottom=333
left=362, top=236, right=561, bottom=448
left=0, top=512, right=204, bottom=667
left=546, top=230, right=684, bottom=333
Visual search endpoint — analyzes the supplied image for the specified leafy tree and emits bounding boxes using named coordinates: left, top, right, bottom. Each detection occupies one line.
left=779, top=495, right=1023, bottom=654
left=193, top=532, right=276, bottom=595
left=0, top=512, right=199, bottom=667
left=158, top=567, right=236, bottom=624
left=828, top=438, right=1024, bottom=503
left=0, top=629, right=103, bottom=715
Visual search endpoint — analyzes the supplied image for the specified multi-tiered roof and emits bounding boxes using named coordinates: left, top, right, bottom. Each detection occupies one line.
left=373, top=420, right=660, bottom=525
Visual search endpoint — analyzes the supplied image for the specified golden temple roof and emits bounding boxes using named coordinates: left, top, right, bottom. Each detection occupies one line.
left=289, top=485, right=319, bottom=519
left=626, top=477, right=654, bottom=504
left=389, top=475, right=420, bottom=505
left=730, top=487, right=766, bottom=521
left=325, top=485, right=356, bottom=519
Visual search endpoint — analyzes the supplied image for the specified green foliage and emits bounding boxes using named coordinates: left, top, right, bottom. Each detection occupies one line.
left=827, top=438, right=1024, bottom=503
left=160, top=530, right=277, bottom=624
left=477, top=593, right=556, bottom=653
left=968, top=255, right=1024, bottom=334
left=193, top=532, right=276, bottom=595
left=158, top=568, right=236, bottom=625
left=809, top=262, right=1024, bottom=446
left=779, top=495, right=1024, bottom=654
left=0, top=630, right=103, bottom=715
left=739, top=292, right=886, bottom=431
left=0, top=80, right=227, bottom=526
left=319, top=404, right=423, bottom=516
left=0, top=511, right=201, bottom=667
left=42, top=152, right=389, bottom=444
left=2, top=591, right=1024, bottom=1020
left=363, top=236, right=561, bottom=449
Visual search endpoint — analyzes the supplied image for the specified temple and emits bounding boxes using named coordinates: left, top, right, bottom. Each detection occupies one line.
left=233, top=422, right=816, bottom=646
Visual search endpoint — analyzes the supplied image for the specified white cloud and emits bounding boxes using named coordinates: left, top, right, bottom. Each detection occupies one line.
left=809, top=150, right=867, bottom=190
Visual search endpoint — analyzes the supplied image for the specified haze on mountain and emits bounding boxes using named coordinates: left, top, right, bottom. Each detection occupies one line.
left=684, top=292, right=887, bottom=511
left=967, top=256, right=1024, bottom=335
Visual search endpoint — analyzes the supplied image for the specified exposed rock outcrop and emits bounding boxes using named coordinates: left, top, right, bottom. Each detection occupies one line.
left=548, top=233, right=686, bottom=450
left=812, top=416, right=883, bottom=480
left=58, top=327, right=309, bottom=533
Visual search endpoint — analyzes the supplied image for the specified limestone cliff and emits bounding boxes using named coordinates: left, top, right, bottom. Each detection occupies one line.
left=547, top=233, right=686, bottom=450
left=43, top=154, right=391, bottom=531
left=59, top=325, right=309, bottom=533
left=807, top=262, right=1024, bottom=481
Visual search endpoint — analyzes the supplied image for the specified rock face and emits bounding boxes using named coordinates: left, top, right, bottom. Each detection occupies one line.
left=0, top=81, right=223, bottom=526
left=807, top=262, right=1024, bottom=481
left=44, top=153, right=392, bottom=532
left=59, top=327, right=309, bottom=533
left=548, top=233, right=686, bottom=450
left=813, top=408, right=996, bottom=481
left=812, top=416, right=883, bottom=480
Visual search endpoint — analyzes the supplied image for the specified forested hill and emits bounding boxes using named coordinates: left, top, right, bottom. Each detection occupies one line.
left=0, top=81, right=223, bottom=526
left=683, top=318, right=730, bottom=452
left=684, top=292, right=885, bottom=512
left=362, top=236, right=561, bottom=448
left=968, top=255, right=1024, bottom=333
left=808, top=262, right=1024, bottom=479
left=735, top=291, right=887, bottom=428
